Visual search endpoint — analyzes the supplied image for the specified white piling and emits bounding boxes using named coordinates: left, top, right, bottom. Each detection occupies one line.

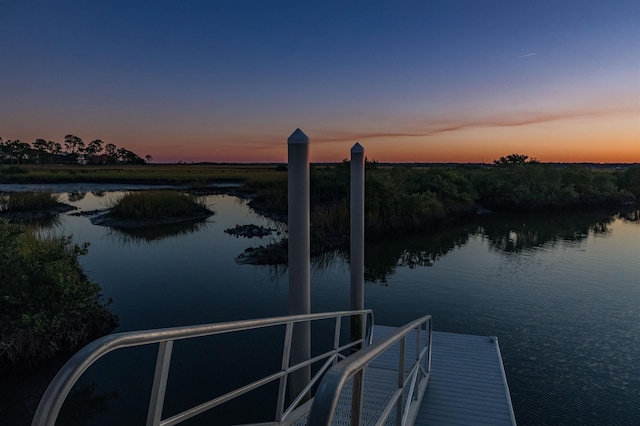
left=287, top=128, right=311, bottom=399
left=350, top=143, right=365, bottom=313
left=349, top=142, right=366, bottom=415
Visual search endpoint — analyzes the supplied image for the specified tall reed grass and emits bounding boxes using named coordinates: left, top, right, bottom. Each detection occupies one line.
left=108, top=190, right=210, bottom=219
left=0, top=191, right=60, bottom=212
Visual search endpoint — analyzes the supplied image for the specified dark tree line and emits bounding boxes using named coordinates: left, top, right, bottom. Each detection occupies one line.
left=0, top=135, right=148, bottom=165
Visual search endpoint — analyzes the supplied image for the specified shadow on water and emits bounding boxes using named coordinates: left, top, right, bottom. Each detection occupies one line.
left=56, top=383, right=117, bottom=425
left=363, top=222, right=477, bottom=284
left=0, top=355, right=117, bottom=426
left=105, top=219, right=213, bottom=244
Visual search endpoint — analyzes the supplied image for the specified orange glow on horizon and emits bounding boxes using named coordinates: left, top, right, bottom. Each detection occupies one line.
left=5, top=110, right=638, bottom=164
left=141, top=132, right=639, bottom=164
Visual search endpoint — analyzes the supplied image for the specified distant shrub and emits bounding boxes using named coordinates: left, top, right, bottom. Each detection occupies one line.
left=616, top=166, right=640, bottom=198
left=469, top=162, right=635, bottom=210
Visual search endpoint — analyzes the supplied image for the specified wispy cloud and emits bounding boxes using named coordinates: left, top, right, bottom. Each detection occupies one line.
left=314, top=131, right=423, bottom=143
left=309, top=107, right=637, bottom=144
left=517, top=52, right=536, bottom=58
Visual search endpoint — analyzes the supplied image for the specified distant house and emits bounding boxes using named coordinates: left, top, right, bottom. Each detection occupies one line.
left=77, top=154, right=88, bottom=165
left=91, top=154, right=111, bottom=165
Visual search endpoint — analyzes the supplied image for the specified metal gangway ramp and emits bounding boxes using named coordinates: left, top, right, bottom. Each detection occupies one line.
left=32, top=310, right=515, bottom=425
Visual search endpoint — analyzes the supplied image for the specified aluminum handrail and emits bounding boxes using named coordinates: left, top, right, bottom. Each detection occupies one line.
left=307, top=315, right=432, bottom=426
left=32, top=309, right=374, bottom=426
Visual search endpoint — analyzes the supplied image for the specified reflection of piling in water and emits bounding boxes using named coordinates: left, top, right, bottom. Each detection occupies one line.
left=287, top=129, right=311, bottom=400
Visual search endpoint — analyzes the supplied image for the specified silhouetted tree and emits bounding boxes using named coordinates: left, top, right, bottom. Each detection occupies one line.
left=49, top=140, right=62, bottom=156
left=104, top=143, right=117, bottom=163
left=32, top=139, right=48, bottom=164
left=493, top=153, right=538, bottom=167
left=85, top=139, right=103, bottom=158
left=116, top=148, right=144, bottom=165
left=64, top=135, right=84, bottom=154
left=7, top=140, right=31, bottom=164
left=0, top=137, right=7, bottom=162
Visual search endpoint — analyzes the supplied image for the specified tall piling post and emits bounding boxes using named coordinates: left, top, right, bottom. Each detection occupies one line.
left=287, top=128, right=311, bottom=400
left=350, top=143, right=365, bottom=315
left=349, top=143, right=366, bottom=419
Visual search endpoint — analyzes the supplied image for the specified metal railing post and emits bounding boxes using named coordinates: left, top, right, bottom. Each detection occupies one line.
left=351, top=370, right=364, bottom=426
left=147, top=340, right=174, bottom=426
left=397, top=336, right=406, bottom=424
left=275, top=322, right=294, bottom=421
left=333, top=316, right=341, bottom=366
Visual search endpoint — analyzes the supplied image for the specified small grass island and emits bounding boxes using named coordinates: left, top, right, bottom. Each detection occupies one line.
left=91, top=190, right=214, bottom=228
left=0, top=191, right=75, bottom=222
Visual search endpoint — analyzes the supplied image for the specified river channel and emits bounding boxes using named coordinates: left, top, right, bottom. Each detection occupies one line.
left=1, top=185, right=638, bottom=425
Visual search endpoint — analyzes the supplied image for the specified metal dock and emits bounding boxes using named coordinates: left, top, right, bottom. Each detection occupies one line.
left=32, top=310, right=516, bottom=425
left=303, top=324, right=516, bottom=425
left=372, top=326, right=516, bottom=426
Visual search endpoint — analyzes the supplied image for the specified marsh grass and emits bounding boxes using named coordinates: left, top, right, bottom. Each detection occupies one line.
left=0, top=165, right=28, bottom=175
left=0, top=164, right=287, bottom=185
left=108, top=190, right=211, bottom=219
left=0, top=219, right=118, bottom=374
left=0, top=191, right=61, bottom=212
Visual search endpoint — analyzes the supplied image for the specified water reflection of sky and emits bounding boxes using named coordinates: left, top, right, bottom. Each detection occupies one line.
left=56, top=192, right=288, bottom=331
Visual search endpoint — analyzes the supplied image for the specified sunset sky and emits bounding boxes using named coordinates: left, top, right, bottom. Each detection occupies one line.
left=1, top=0, right=638, bottom=163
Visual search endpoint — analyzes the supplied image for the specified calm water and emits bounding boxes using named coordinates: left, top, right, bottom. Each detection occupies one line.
left=1, top=187, right=638, bottom=425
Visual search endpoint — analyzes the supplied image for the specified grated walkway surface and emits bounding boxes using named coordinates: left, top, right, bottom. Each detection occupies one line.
left=293, top=367, right=401, bottom=426
left=298, top=327, right=516, bottom=425
left=373, top=326, right=516, bottom=426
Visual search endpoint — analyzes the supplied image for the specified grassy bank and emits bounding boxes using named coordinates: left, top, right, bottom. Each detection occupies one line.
left=0, top=163, right=287, bottom=187
left=0, top=220, right=118, bottom=374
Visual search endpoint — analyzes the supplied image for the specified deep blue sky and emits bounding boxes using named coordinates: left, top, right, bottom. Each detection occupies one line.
left=1, top=0, right=638, bottom=162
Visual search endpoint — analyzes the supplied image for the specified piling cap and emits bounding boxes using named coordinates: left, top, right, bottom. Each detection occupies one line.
left=288, top=128, right=309, bottom=144
left=351, top=142, right=364, bottom=154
